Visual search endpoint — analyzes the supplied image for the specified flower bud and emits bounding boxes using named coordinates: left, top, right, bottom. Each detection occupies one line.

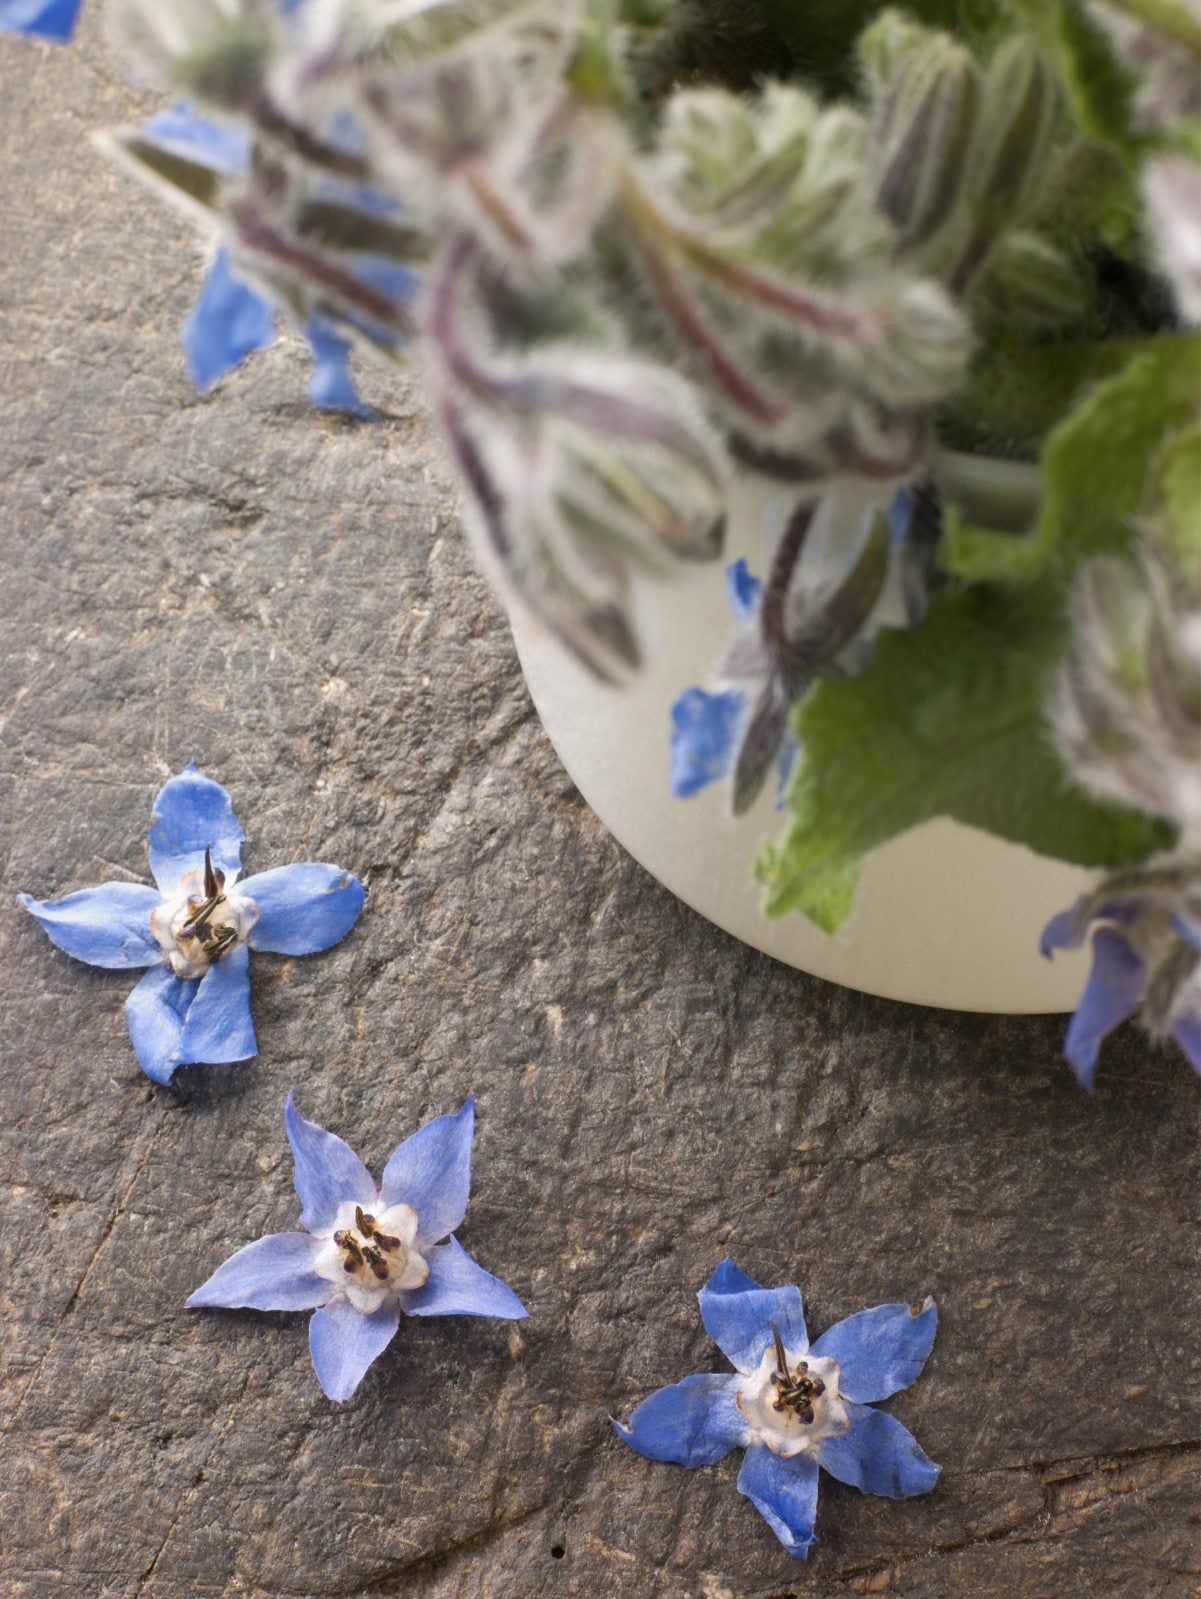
left=967, top=35, right=1059, bottom=226
left=973, top=230, right=1087, bottom=331
left=110, top=0, right=277, bottom=110
left=870, top=39, right=981, bottom=250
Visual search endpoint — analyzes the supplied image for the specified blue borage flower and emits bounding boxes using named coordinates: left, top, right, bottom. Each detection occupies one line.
left=1042, top=893, right=1201, bottom=1088
left=134, top=105, right=416, bottom=415
left=19, top=765, right=364, bottom=1085
left=615, top=1261, right=939, bottom=1560
left=188, top=1094, right=527, bottom=1400
left=0, top=0, right=82, bottom=41
left=670, top=487, right=917, bottom=802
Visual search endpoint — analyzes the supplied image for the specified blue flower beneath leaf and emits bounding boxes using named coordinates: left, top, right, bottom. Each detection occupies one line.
left=18, top=764, right=365, bottom=1085
left=0, top=0, right=83, bottom=41
left=188, top=1094, right=527, bottom=1400
left=615, top=1261, right=939, bottom=1560
left=1042, top=894, right=1201, bottom=1088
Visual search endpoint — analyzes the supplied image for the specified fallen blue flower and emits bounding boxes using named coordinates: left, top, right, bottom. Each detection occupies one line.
left=1042, top=891, right=1201, bottom=1088
left=668, top=560, right=762, bottom=798
left=615, top=1260, right=939, bottom=1560
left=188, top=1094, right=527, bottom=1400
left=19, top=764, right=365, bottom=1084
left=0, top=0, right=83, bottom=41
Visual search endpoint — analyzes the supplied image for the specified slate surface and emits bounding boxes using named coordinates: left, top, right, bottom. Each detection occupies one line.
left=1, top=18, right=1198, bottom=1599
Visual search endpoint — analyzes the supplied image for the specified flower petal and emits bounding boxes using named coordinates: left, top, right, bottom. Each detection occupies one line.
left=697, top=1258, right=808, bottom=1375
left=669, top=687, right=744, bottom=798
left=142, top=103, right=250, bottom=175
left=177, top=944, right=257, bottom=1065
left=726, top=559, right=762, bottom=622
left=379, top=1097, right=473, bottom=1245
left=809, top=1298, right=937, bottom=1404
left=147, top=764, right=244, bottom=894
left=241, top=862, right=365, bottom=956
left=1064, top=927, right=1146, bottom=1090
left=737, top=1442, right=820, bottom=1559
left=124, top=964, right=200, bottom=1085
left=0, top=0, right=82, bottom=41
left=182, top=251, right=276, bottom=395
left=306, top=316, right=374, bottom=417
left=613, top=1373, right=748, bottom=1467
left=399, top=1237, right=526, bottom=1320
left=284, top=1092, right=376, bottom=1234
left=308, top=1295, right=399, bottom=1401
left=817, top=1402, right=940, bottom=1497
left=1040, top=895, right=1090, bottom=957
left=18, top=882, right=162, bottom=968
left=186, top=1231, right=327, bottom=1311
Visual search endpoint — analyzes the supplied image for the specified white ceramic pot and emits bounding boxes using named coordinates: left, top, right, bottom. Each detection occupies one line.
left=512, top=476, right=1090, bottom=1014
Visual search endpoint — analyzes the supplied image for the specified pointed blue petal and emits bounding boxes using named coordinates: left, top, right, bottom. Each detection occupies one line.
left=1064, top=927, right=1146, bottom=1090
left=147, top=764, right=244, bottom=894
left=177, top=944, right=256, bottom=1065
left=1171, top=1012, right=1201, bottom=1072
left=817, top=1402, right=940, bottom=1497
left=725, top=559, right=762, bottom=622
left=309, top=1295, right=399, bottom=1400
left=613, top=1373, right=747, bottom=1467
left=399, top=1236, right=526, bottom=1320
left=182, top=251, right=276, bottom=394
left=0, top=0, right=83, bottom=41
left=124, top=964, right=199, bottom=1085
left=669, top=687, right=744, bottom=798
left=284, top=1092, right=376, bottom=1234
left=737, top=1443, right=820, bottom=1559
left=18, top=882, right=162, bottom=968
left=809, top=1298, right=937, bottom=1404
left=306, top=316, right=374, bottom=417
left=698, top=1259, right=807, bottom=1375
left=379, top=1098, right=473, bottom=1245
left=141, top=103, right=249, bottom=174
left=241, top=862, right=365, bottom=956
left=186, top=1231, right=327, bottom=1310
left=1040, top=896, right=1091, bottom=957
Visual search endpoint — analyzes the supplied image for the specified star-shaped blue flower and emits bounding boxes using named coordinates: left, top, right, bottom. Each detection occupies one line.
left=0, top=0, right=83, bottom=41
left=19, top=765, right=365, bottom=1085
left=615, top=1261, right=939, bottom=1560
left=188, top=1094, right=527, bottom=1400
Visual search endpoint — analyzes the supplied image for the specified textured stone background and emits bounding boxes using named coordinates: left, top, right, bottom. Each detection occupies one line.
left=1, top=17, right=1198, bottom=1599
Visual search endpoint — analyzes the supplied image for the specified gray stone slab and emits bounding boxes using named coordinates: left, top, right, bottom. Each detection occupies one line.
left=1, top=16, right=1198, bottom=1599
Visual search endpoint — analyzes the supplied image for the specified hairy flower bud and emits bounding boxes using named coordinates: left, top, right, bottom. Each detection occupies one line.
left=967, top=36, right=1059, bottom=228
left=869, top=37, right=981, bottom=252
left=973, top=229, right=1087, bottom=331
left=1050, top=554, right=1201, bottom=845
left=110, top=0, right=277, bottom=109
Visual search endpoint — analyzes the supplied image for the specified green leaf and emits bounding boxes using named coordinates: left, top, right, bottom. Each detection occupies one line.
left=1048, top=0, right=1138, bottom=151
left=1149, top=422, right=1201, bottom=566
left=938, top=334, right=1201, bottom=582
left=757, top=584, right=1172, bottom=925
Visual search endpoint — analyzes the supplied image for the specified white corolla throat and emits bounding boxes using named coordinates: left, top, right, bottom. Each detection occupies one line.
left=150, top=847, right=260, bottom=978
left=314, top=1198, right=429, bottom=1313
left=736, top=1324, right=849, bottom=1458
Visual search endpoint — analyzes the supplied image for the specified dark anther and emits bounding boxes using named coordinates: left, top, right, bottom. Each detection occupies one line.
left=335, top=1229, right=365, bottom=1269
left=375, top=1231, right=401, bottom=1253
left=181, top=848, right=228, bottom=939
left=770, top=1320, right=822, bottom=1422
left=355, top=1206, right=376, bottom=1235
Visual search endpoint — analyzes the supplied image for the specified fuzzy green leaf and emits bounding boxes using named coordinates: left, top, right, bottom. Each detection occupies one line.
left=1049, top=0, right=1138, bottom=151
left=939, top=334, right=1201, bottom=582
left=757, top=584, right=1172, bottom=926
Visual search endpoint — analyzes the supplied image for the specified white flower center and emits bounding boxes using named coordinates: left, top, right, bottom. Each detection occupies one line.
left=314, top=1199, right=429, bottom=1314
left=150, top=853, right=259, bottom=979
left=736, top=1337, right=849, bottom=1458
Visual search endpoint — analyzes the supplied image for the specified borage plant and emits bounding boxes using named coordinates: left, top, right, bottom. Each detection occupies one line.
left=9, top=0, right=1199, bottom=1081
